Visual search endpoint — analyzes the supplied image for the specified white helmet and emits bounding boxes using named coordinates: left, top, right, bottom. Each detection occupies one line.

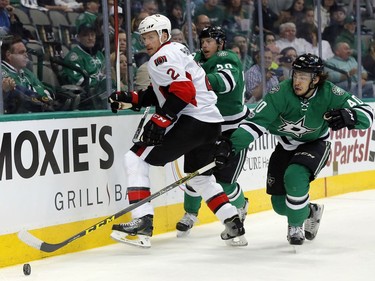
left=138, top=14, right=171, bottom=42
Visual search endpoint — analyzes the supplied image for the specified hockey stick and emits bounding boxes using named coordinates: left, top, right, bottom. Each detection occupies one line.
left=132, top=106, right=151, bottom=143
left=18, top=161, right=216, bottom=253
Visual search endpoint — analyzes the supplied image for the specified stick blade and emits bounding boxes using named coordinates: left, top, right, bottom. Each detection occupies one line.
left=17, top=230, right=43, bottom=250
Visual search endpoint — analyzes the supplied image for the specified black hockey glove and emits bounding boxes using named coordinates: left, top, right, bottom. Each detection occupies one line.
left=141, top=113, right=173, bottom=146
left=108, top=91, right=137, bottom=113
left=324, top=108, right=357, bottom=131
left=214, top=136, right=234, bottom=170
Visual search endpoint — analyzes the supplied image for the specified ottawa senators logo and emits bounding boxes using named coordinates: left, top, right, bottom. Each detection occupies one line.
left=154, top=55, right=167, bottom=66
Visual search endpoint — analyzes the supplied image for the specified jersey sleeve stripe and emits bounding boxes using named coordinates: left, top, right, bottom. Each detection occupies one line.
left=217, top=69, right=235, bottom=94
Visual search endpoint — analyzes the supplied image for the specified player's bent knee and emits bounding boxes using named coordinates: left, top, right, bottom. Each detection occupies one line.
left=284, top=164, right=310, bottom=195
left=124, top=151, right=150, bottom=186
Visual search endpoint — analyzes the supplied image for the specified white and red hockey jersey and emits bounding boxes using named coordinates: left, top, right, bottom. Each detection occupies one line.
left=147, top=42, right=223, bottom=123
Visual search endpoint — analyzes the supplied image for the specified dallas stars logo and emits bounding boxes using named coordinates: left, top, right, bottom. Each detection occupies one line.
left=279, top=116, right=315, bottom=138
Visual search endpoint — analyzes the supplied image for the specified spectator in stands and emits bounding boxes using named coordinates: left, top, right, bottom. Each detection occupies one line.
left=194, top=14, right=211, bottom=35
left=131, top=11, right=149, bottom=53
left=75, top=0, right=100, bottom=29
left=110, top=51, right=128, bottom=91
left=1, top=36, right=56, bottom=113
left=222, top=0, right=250, bottom=40
left=252, top=0, right=279, bottom=35
left=276, top=0, right=306, bottom=26
left=264, top=31, right=281, bottom=70
left=182, top=22, right=199, bottom=51
left=170, top=28, right=187, bottom=45
left=141, top=0, right=159, bottom=15
left=298, top=23, right=334, bottom=60
left=325, top=42, right=374, bottom=98
left=297, top=6, right=316, bottom=28
left=37, top=0, right=74, bottom=11
left=322, top=5, right=346, bottom=48
left=233, top=33, right=254, bottom=71
left=275, top=22, right=313, bottom=55
left=228, top=42, right=241, bottom=59
left=134, top=50, right=150, bottom=91
left=267, top=0, right=294, bottom=15
left=0, top=0, right=28, bottom=38
left=166, top=0, right=185, bottom=30
left=244, top=48, right=279, bottom=103
left=277, top=46, right=298, bottom=81
left=194, top=0, right=224, bottom=26
left=108, top=6, right=124, bottom=42
left=335, top=15, right=366, bottom=58
left=54, top=0, right=82, bottom=11
left=363, top=39, right=375, bottom=80
left=314, top=0, right=339, bottom=32
left=62, top=23, right=106, bottom=109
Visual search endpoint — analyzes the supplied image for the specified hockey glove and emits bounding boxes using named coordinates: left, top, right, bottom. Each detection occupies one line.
left=141, top=113, right=173, bottom=146
left=214, top=136, right=234, bottom=170
left=108, top=91, right=137, bottom=113
left=324, top=108, right=357, bottom=131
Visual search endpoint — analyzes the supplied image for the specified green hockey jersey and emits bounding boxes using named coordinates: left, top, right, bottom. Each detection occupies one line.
left=62, top=45, right=105, bottom=88
left=194, top=50, right=248, bottom=133
left=231, top=79, right=374, bottom=152
left=1, top=61, right=51, bottom=99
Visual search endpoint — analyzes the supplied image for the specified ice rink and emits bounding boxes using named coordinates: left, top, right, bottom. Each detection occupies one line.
left=1, top=189, right=374, bottom=281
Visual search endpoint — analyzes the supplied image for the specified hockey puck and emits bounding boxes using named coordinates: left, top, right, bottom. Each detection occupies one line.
left=23, top=263, right=31, bottom=276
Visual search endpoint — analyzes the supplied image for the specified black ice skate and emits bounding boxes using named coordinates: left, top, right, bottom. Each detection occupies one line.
left=304, top=203, right=324, bottom=240
left=176, top=213, right=198, bottom=238
left=221, top=215, right=248, bottom=246
left=287, top=225, right=305, bottom=245
left=111, top=215, right=153, bottom=248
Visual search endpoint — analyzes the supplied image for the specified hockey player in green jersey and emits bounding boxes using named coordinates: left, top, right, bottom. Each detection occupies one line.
left=176, top=26, right=250, bottom=240
left=227, top=53, right=374, bottom=245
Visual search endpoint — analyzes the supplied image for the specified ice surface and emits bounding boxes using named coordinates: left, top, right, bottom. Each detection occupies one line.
left=1, top=190, right=374, bottom=281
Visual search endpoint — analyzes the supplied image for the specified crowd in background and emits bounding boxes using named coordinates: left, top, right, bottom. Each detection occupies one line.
left=0, top=0, right=375, bottom=113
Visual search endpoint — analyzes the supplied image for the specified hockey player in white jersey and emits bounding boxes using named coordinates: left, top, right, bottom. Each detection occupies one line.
left=108, top=14, right=247, bottom=248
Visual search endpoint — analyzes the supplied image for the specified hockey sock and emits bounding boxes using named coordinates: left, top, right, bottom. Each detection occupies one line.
left=183, top=191, right=201, bottom=215
left=271, top=195, right=286, bottom=216
left=219, top=182, right=245, bottom=209
left=284, top=164, right=311, bottom=226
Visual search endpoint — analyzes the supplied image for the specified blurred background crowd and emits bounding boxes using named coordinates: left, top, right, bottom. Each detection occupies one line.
left=0, top=0, right=374, bottom=113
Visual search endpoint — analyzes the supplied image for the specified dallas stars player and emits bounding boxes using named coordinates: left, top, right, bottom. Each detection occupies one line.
left=176, top=26, right=250, bottom=240
left=229, top=53, right=374, bottom=245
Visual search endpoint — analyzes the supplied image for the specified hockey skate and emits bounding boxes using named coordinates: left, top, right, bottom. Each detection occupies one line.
left=176, top=213, right=198, bottom=238
left=221, top=215, right=248, bottom=246
left=287, top=225, right=305, bottom=245
left=237, top=197, right=249, bottom=222
left=304, top=203, right=324, bottom=240
left=111, top=215, right=153, bottom=248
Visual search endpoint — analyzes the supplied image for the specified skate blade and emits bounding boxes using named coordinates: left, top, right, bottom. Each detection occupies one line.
left=225, top=235, right=248, bottom=247
left=110, top=230, right=151, bottom=248
left=176, top=229, right=191, bottom=238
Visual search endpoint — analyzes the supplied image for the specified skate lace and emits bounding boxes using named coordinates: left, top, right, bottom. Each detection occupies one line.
left=179, top=213, right=197, bottom=226
left=121, top=218, right=142, bottom=227
left=289, top=226, right=304, bottom=237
